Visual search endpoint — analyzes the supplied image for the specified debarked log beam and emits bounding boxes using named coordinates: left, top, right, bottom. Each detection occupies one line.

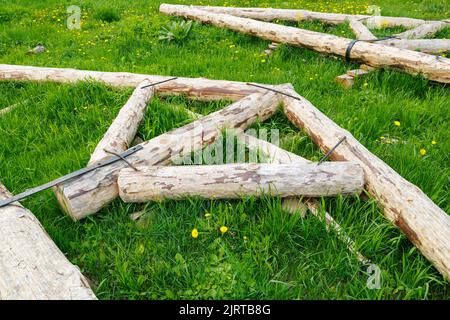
left=88, top=80, right=155, bottom=165
left=0, top=64, right=271, bottom=101
left=117, top=162, right=365, bottom=202
left=160, top=5, right=450, bottom=84
left=281, top=84, right=450, bottom=280
left=189, top=5, right=430, bottom=28
left=0, top=183, right=96, bottom=300
left=53, top=90, right=282, bottom=220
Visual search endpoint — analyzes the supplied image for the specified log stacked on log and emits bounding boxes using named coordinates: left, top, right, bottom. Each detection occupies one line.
left=189, top=5, right=431, bottom=28
left=53, top=90, right=281, bottom=220
left=0, top=183, right=96, bottom=300
left=160, top=4, right=450, bottom=84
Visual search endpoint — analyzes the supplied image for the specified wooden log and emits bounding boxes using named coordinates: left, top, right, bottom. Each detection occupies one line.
left=88, top=80, right=155, bottom=165
left=346, top=69, right=371, bottom=77
left=348, top=19, right=377, bottom=40
left=0, top=183, right=96, bottom=300
left=379, top=39, right=450, bottom=54
left=335, top=74, right=355, bottom=88
left=53, top=90, right=282, bottom=220
left=395, top=21, right=450, bottom=39
left=281, top=84, right=450, bottom=280
left=190, top=5, right=429, bottom=28
left=0, top=64, right=270, bottom=101
left=235, top=130, right=369, bottom=263
left=160, top=5, right=450, bottom=84
left=117, top=162, right=365, bottom=202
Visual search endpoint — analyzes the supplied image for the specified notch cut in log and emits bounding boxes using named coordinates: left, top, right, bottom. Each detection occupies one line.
left=0, top=64, right=272, bottom=101
left=88, top=80, right=155, bottom=165
left=160, top=5, right=450, bottom=84
left=117, top=162, right=365, bottom=202
left=189, top=5, right=430, bottom=28
left=281, top=84, right=450, bottom=280
left=53, top=90, right=282, bottom=220
left=0, top=183, right=96, bottom=300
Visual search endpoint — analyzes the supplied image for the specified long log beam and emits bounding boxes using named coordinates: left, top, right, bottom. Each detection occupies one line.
left=0, top=64, right=270, bottom=101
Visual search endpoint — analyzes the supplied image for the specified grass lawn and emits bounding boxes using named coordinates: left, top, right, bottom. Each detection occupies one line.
left=0, top=0, right=449, bottom=299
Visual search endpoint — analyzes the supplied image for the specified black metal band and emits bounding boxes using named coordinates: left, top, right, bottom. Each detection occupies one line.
left=345, top=36, right=399, bottom=63
left=345, top=40, right=360, bottom=63
left=0, top=145, right=144, bottom=208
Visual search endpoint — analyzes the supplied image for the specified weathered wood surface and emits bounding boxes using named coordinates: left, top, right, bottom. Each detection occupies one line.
left=54, top=90, right=281, bottom=220
left=348, top=19, right=377, bottom=40
left=189, top=5, right=430, bottom=27
left=379, top=39, right=450, bottom=54
left=117, top=162, right=365, bottom=202
left=395, top=20, right=449, bottom=39
left=0, top=64, right=271, bottom=101
left=0, top=184, right=96, bottom=300
left=88, top=80, right=155, bottom=165
left=160, top=5, right=450, bottom=84
left=281, top=84, right=450, bottom=280
left=235, top=131, right=369, bottom=263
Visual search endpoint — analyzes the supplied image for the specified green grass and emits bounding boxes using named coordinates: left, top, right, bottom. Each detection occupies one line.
left=0, top=0, right=449, bottom=299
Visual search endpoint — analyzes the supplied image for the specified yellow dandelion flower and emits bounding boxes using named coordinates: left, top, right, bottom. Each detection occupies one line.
left=191, top=228, right=199, bottom=238
left=220, top=226, right=228, bottom=234
left=419, top=148, right=427, bottom=156
left=431, top=140, right=437, bottom=145
left=204, top=212, right=211, bottom=218
left=243, top=236, right=248, bottom=241
left=394, top=121, right=401, bottom=127
left=363, top=82, right=368, bottom=87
